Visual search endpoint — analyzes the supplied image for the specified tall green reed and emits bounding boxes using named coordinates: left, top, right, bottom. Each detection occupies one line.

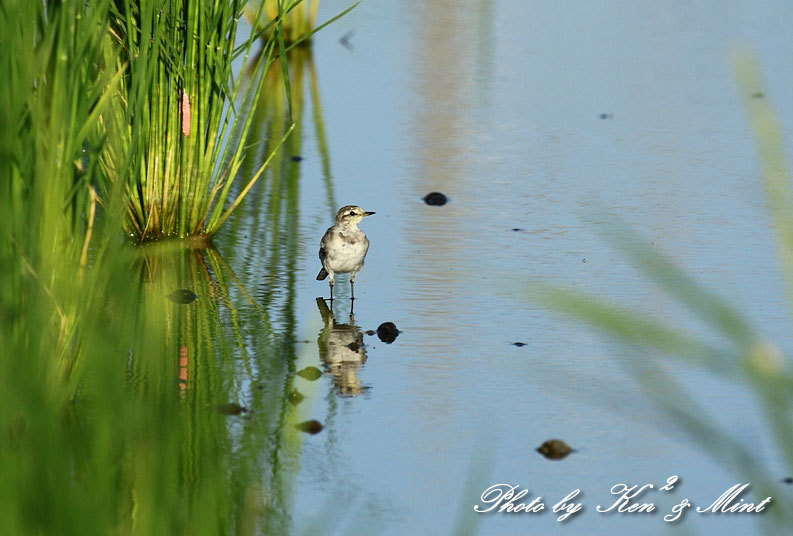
left=100, top=0, right=294, bottom=241
left=539, top=51, right=793, bottom=528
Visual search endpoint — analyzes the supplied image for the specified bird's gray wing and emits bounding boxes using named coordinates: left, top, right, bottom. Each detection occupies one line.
left=316, top=227, right=333, bottom=280
left=318, top=227, right=334, bottom=261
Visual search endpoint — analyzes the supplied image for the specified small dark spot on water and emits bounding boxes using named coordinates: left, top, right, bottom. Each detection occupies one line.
left=296, top=420, right=324, bottom=434
left=290, top=155, right=303, bottom=162
left=256, top=384, right=265, bottom=390
left=511, top=228, right=524, bottom=232
left=783, top=477, right=793, bottom=484
left=365, top=330, right=376, bottom=336
left=297, top=366, right=322, bottom=381
left=512, top=342, right=526, bottom=347
left=582, top=258, right=587, bottom=263
left=339, top=30, right=354, bottom=50
left=377, top=322, right=400, bottom=343
left=752, top=92, right=764, bottom=99
left=423, top=192, right=447, bottom=206
left=168, top=289, right=198, bottom=304
left=599, top=113, right=613, bottom=119
left=537, top=439, right=574, bottom=460
left=214, top=403, right=247, bottom=415
left=288, top=390, right=306, bottom=405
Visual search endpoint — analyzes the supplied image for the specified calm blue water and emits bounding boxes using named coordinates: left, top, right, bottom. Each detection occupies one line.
left=221, top=1, right=793, bottom=533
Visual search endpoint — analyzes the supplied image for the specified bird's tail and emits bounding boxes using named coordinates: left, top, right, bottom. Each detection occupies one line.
left=316, top=268, right=328, bottom=280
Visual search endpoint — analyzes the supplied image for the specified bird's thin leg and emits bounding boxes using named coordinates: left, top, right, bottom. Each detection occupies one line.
left=350, top=279, right=355, bottom=301
left=329, top=281, right=334, bottom=302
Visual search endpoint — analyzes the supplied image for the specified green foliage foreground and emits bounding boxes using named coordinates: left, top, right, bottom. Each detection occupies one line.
left=539, top=52, right=793, bottom=531
left=0, top=0, right=351, bottom=533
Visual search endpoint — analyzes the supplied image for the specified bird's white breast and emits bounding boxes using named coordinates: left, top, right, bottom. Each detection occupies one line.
left=324, top=228, right=369, bottom=273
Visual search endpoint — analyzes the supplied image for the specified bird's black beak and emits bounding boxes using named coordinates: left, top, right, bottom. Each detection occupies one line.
left=364, top=211, right=375, bottom=216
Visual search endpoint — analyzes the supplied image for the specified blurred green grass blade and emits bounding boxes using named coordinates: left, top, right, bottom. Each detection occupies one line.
left=276, top=0, right=293, bottom=122
left=629, top=354, right=791, bottom=525
left=731, top=51, right=793, bottom=472
left=733, top=50, right=793, bottom=330
left=538, top=285, right=728, bottom=371
left=74, top=65, right=127, bottom=147
left=307, top=56, right=337, bottom=218
left=598, top=221, right=756, bottom=349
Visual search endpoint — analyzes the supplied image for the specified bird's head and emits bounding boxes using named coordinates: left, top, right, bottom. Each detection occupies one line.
left=335, top=205, right=375, bottom=225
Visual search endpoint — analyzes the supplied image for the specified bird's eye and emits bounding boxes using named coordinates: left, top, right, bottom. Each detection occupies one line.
left=348, top=211, right=355, bottom=216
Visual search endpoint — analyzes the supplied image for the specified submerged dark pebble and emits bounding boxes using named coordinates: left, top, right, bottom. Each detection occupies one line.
left=423, top=192, right=447, bottom=206
left=168, top=289, right=198, bottom=304
left=290, top=155, right=303, bottom=162
left=295, top=420, right=324, bottom=434
left=214, top=403, right=247, bottom=415
left=376, top=322, right=400, bottom=343
left=537, top=439, right=574, bottom=460
left=297, top=366, right=322, bottom=381
left=512, top=342, right=526, bottom=347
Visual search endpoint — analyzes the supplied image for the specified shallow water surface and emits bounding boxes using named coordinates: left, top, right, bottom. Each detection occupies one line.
left=216, top=1, right=793, bottom=533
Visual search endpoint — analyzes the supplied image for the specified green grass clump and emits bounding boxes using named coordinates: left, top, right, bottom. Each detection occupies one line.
left=101, top=0, right=292, bottom=241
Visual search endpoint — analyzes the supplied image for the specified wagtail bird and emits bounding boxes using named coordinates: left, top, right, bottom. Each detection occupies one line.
left=317, top=205, right=375, bottom=301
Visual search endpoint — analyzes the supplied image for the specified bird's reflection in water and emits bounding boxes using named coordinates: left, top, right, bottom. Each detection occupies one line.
left=316, top=298, right=369, bottom=396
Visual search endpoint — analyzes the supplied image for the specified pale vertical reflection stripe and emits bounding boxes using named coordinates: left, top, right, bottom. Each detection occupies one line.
left=404, top=1, right=475, bottom=322
left=401, top=2, right=481, bottom=463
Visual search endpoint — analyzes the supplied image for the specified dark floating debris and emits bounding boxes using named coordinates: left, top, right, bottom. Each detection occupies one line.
left=168, top=289, right=198, bottom=304
left=751, top=92, right=764, bottom=99
left=511, top=228, right=524, bottom=232
left=295, top=420, right=324, bottom=434
left=288, top=390, right=306, bottom=405
left=512, top=342, right=526, bottom=347
left=783, top=477, right=793, bottom=485
left=214, top=403, right=247, bottom=415
left=537, top=439, right=574, bottom=460
left=599, top=113, right=613, bottom=120
left=339, top=30, right=354, bottom=50
left=290, top=155, right=303, bottom=162
left=376, top=322, right=400, bottom=343
left=297, top=366, right=322, bottom=381
left=423, top=192, right=448, bottom=206
left=365, top=330, right=376, bottom=336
